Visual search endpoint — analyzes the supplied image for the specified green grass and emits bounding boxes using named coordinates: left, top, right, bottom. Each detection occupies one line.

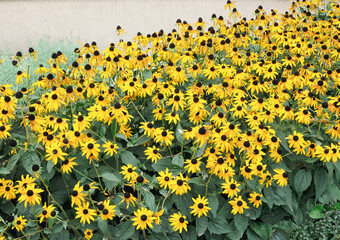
left=0, top=37, right=78, bottom=85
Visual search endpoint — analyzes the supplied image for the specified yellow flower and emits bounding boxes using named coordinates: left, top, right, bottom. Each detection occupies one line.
left=84, top=229, right=93, bottom=240
left=38, top=203, right=56, bottom=223
left=190, top=195, right=211, bottom=218
left=98, top=200, right=116, bottom=220
left=248, top=192, right=263, bottom=208
left=17, top=185, right=43, bottom=207
left=144, top=146, right=162, bottom=163
left=12, top=216, right=27, bottom=232
left=75, top=201, right=97, bottom=225
left=169, top=212, right=188, bottom=233
left=132, top=207, right=156, bottom=230
left=229, top=196, right=249, bottom=215
left=169, top=173, right=191, bottom=195
left=103, top=141, right=118, bottom=156
left=273, top=169, right=288, bottom=187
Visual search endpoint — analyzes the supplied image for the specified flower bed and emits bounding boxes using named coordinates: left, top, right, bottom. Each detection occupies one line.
left=0, top=0, right=340, bottom=239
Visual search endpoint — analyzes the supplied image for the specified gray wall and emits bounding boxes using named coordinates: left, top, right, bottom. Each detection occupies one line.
left=0, top=0, right=291, bottom=53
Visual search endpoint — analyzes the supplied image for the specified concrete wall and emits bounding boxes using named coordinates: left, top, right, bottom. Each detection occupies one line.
left=0, top=0, right=291, bottom=53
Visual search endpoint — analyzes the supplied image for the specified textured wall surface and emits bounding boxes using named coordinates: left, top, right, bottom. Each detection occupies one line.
left=0, top=0, right=291, bottom=53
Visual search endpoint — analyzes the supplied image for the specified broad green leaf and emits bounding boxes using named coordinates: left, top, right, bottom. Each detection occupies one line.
left=208, top=215, right=231, bottom=235
left=120, top=150, right=139, bottom=166
left=175, top=122, right=184, bottom=143
left=196, top=216, right=208, bottom=236
left=47, top=160, right=54, bottom=173
left=270, top=229, right=289, bottom=240
left=101, top=172, right=121, bottom=190
left=208, top=195, right=219, bottom=217
left=181, top=225, right=197, bottom=240
left=188, top=177, right=205, bottom=187
left=194, top=143, right=207, bottom=158
left=314, top=168, right=328, bottom=201
left=234, top=214, right=249, bottom=235
left=294, top=169, right=312, bottom=192
left=309, top=204, right=324, bottom=219
left=143, top=190, right=156, bottom=212
left=246, top=229, right=263, bottom=240
left=172, top=155, right=184, bottom=167
left=117, top=220, right=136, bottom=240
left=250, top=221, right=272, bottom=240
left=98, top=217, right=108, bottom=236
left=5, top=149, right=23, bottom=172
left=0, top=168, right=10, bottom=175
left=22, top=151, right=40, bottom=176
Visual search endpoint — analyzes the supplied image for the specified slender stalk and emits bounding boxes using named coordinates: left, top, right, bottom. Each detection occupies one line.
left=38, top=173, right=69, bottom=221
left=92, top=161, right=105, bottom=191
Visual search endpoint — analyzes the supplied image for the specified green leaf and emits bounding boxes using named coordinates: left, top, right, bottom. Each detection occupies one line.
left=172, top=155, right=184, bottom=167
left=276, top=132, right=290, bottom=153
left=196, top=216, right=208, bottom=236
left=208, top=215, right=232, bottom=234
left=181, top=225, right=197, bottom=240
left=22, top=151, right=40, bottom=175
left=234, top=214, right=249, bottom=235
left=133, top=135, right=151, bottom=146
left=246, top=229, right=263, bottom=240
left=101, top=172, right=121, bottom=191
left=208, top=195, right=219, bottom=217
left=5, top=149, right=23, bottom=172
left=143, top=190, right=156, bottom=212
left=314, top=168, right=328, bottom=201
left=117, top=220, right=135, bottom=240
left=270, top=229, right=289, bottom=240
left=294, top=169, right=312, bottom=192
left=0, top=168, right=10, bottom=175
left=115, top=133, right=128, bottom=142
left=194, top=143, right=207, bottom=158
left=120, top=150, right=139, bottom=166
left=98, top=217, right=108, bottom=236
left=175, top=123, right=184, bottom=143
left=47, top=160, right=54, bottom=173
left=188, top=177, right=205, bottom=187
left=250, top=222, right=272, bottom=240
left=309, top=204, right=325, bottom=219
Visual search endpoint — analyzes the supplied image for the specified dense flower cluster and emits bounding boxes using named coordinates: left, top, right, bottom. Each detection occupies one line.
left=0, top=0, right=340, bottom=238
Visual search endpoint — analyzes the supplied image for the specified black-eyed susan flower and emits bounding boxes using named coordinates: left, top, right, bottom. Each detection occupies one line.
left=170, top=173, right=191, bottom=195
left=103, top=141, right=118, bottom=156
left=248, top=192, right=262, bottom=208
left=144, top=146, right=162, bottom=163
left=38, top=203, right=56, bottom=223
left=184, top=157, right=202, bottom=173
left=156, top=168, right=173, bottom=189
left=12, top=216, right=27, bottom=232
left=120, top=164, right=138, bottom=181
left=119, top=190, right=137, bottom=208
left=229, top=196, right=249, bottom=215
left=154, top=128, right=174, bottom=147
left=84, top=229, right=93, bottom=240
left=71, top=182, right=85, bottom=207
left=98, top=199, right=116, bottom=220
left=61, top=157, right=77, bottom=174
left=273, top=169, right=288, bottom=187
left=81, top=140, right=101, bottom=162
left=75, top=201, right=97, bottom=225
left=190, top=195, right=211, bottom=218
left=17, top=184, right=43, bottom=207
left=132, top=207, right=156, bottom=230
left=221, top=179, right=240, bottom=198
left=169, top=212, right=188, bottom=233
left=0, top=179, right=16, bottom=200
